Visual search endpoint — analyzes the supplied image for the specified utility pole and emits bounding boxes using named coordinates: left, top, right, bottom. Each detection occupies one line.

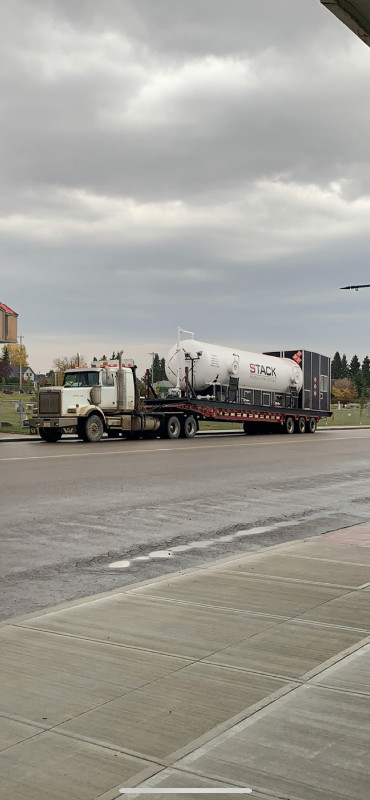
left=19, top=334, right=23, bottom=427
left=19, top=334, right=23, bottom=392
left=148, top=352, right=155, bottom=385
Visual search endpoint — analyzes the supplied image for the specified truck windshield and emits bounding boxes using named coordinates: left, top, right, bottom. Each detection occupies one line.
left=63, top=371, right=100, bottom=388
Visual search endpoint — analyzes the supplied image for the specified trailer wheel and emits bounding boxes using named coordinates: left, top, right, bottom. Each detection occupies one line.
left=296, top=417, right=306, bottom=434
left=307, top=417, right=317, bottom=434
left=285, top=416, right=295, bottom=435
left=183, top=416, right=197, bottom=439
left=166, top=416, right=181, bottom=439
left=39, top=427, right=62, bottom=442
left=84, top=413, right=104, bottom=442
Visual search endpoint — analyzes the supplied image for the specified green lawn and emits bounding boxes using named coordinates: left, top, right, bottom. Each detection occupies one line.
left=318, top=406, right=370, bottom=427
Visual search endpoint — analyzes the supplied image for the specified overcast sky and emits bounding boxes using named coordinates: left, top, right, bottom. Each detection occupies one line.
left=1, top=0, right=370, bottom=374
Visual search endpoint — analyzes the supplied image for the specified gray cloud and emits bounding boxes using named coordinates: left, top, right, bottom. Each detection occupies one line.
left=1, top=0, right=370, bottom=372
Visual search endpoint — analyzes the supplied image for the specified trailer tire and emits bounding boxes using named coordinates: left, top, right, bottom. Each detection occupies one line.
left=285, top=416, right=295, bottom=435
left=84, top=413, right=104, bottom=443
left=39, top=427, right=62, bottom=442
left=296, top=417, right=306, bottom=434
left=165, top=416, right=181, bottom=439
left=183, top=416, right=197, bottom=439
left=307, top=417, right=317, bottom=434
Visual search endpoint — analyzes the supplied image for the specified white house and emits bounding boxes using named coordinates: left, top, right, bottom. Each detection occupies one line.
left=10, top=366, right=36, bottom=386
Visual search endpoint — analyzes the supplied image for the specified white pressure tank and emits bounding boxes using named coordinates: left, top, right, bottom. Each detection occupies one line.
left=165, top=339, right=303, bottom=394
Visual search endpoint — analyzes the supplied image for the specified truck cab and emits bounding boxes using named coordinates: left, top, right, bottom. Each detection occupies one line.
left=61, top=367, right=135, bottom=413
left=30, top=365, right=137, bottom=441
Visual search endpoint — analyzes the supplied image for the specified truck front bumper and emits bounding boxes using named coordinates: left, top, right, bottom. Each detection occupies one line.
left=30, top=417, right=78, bottom=430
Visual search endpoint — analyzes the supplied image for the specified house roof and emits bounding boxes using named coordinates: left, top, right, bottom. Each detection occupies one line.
left=0, top=302, right=18, bottom=316
left=11, top=366, right=35, bottom=377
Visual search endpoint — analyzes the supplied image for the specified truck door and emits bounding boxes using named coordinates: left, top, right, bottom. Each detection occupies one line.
left=101, top=370, right=117, bottom=409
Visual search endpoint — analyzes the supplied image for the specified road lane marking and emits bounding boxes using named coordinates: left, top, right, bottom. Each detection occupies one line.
left=1, top=433, right=370, bottom=462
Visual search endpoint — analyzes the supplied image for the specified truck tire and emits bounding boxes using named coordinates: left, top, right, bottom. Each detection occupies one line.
left=307, top=417, right=317, bottom=434
left=165, top=416, right=181, bottom=439
left=296, top=417, right=306, bottom=434
left=84, top=414, right=104, bottom=443
left=285, top=416, right=295, bottom=434
left=183, top=416, right=197, bottom=439
left=39, top=427, right=62, bottom=442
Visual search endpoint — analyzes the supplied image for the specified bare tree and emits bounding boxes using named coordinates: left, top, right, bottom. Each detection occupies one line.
left=53, top=355, right=87, bottom=384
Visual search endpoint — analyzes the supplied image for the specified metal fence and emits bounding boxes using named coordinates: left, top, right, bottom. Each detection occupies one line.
left=319, top=405, right=370, bottom=427
left=0, top=396, right=36, bottom=433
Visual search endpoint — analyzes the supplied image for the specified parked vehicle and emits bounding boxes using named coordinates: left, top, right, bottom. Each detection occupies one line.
left=29, top=334, right=331, bottom=442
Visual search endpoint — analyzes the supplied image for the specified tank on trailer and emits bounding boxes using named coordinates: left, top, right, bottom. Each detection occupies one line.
left=165, top=338, right=303, bottom=395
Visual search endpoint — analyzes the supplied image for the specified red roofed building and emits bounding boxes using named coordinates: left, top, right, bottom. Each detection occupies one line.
left=0, top=303, right=18, bottom=343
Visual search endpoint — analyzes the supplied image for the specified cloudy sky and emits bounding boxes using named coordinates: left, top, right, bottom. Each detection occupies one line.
left=2, top=0, right=370, bottom=374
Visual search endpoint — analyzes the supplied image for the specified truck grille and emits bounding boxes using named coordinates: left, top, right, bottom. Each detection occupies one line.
left=39, top=391, right=61, bottom=415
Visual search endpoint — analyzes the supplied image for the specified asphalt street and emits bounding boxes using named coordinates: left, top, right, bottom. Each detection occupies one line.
left=1, top=428, right=370, bottom=620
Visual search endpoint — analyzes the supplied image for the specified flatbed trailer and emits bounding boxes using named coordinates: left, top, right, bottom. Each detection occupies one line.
left=144, top=395, right=331, bottom=435
left=30, top=346, right=332, bottom=442
left=145, top=377, right=331, bottom=438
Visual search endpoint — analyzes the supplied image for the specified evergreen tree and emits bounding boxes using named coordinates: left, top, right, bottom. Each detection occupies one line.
left=331, top=351, right=342, bottom=379
left=1, top=345, right=9, bottom=362
left=349, top=354, right=360, bottom=377
left=359, top=387, right=368, bottom=411
left=341, top=354, right=349, bottom=378
left=353, top=370, right=365, bottom=397
left=149, top=353, right=167, bottom=382
left=362, top=355, right=370, bottom=387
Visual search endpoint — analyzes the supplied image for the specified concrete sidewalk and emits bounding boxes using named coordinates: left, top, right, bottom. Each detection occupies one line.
left=1, top=524, right=370, bottom=799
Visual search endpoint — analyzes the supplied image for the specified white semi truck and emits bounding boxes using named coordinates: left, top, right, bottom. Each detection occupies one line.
left=30, top=334, right=332, bottom=442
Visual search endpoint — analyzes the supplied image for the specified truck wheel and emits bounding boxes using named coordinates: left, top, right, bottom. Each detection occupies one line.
left=307, top=417, right=317, bottom=434
left=285, top=416, right=294, bottom=434
left=84, top=414, right=104, bottom=443
left=39, top=427, right=62, bottom=442
left=166, top=416, right=181, bottom=439
left=183, top=416, right=197, bottom=439
left=296, top=417, right=306, bottom=434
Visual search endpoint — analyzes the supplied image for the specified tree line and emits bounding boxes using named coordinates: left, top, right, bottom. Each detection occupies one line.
left=331, top=352, right=370, bottom=405
left=0, top=344, right=29, bottom=381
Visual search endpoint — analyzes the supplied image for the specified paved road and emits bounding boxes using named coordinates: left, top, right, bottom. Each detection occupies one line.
left=1, top=428, right=370, bottom=620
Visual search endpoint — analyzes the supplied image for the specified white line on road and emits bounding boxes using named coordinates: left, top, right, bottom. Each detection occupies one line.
left=1, top=433, right=369, bottom=463
left=119, top=791, right=252, bottom=795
